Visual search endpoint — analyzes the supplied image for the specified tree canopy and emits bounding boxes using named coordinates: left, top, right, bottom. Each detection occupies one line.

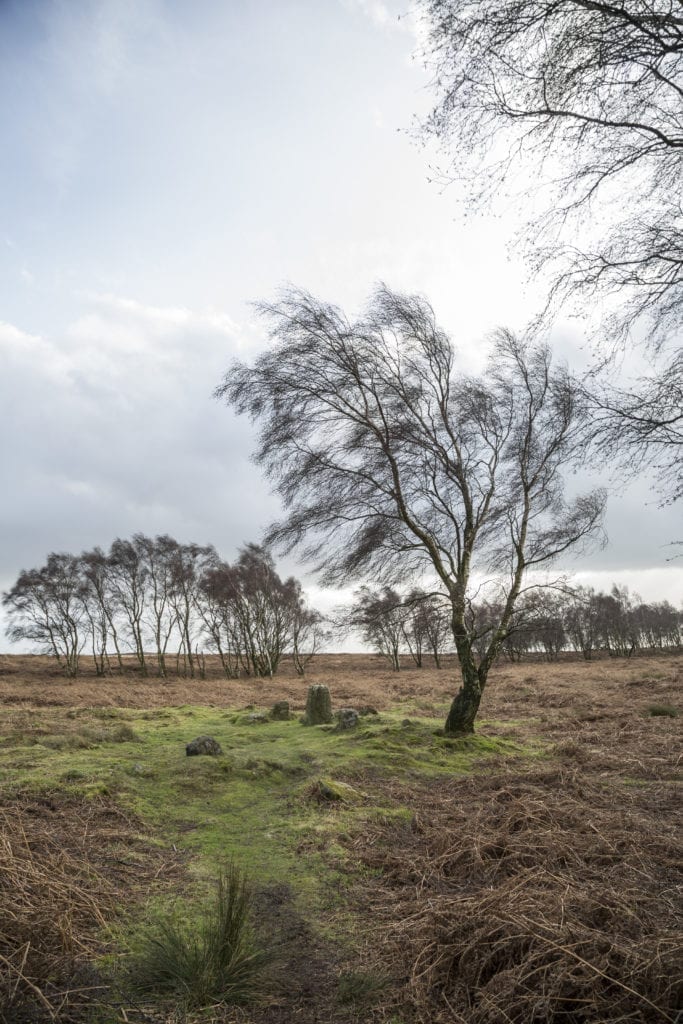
left=418, top=0, right=683, bottom=346
left=416, top=0, right=683, bottom=503
left=217, top=285, right=605, bottom=732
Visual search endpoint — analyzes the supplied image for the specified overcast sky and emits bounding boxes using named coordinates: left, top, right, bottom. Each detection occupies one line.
left=1, top=0, right=681, bottom=649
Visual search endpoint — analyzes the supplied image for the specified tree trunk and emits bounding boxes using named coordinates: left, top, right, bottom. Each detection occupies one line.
left=445, top=612, right=485, bottom=733
left=444, top=677, right=482, bottom=734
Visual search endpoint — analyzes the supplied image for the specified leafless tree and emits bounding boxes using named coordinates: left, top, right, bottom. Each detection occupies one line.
left=416, top=0, right=683, bottom=501
left=580, top=349, right=683, bottom=504
left=108, top=537, right=150, bottom=674
left=290, top=598, right=328, bottom=675
left=3, top=535, right=325, bottom=678
left=346, top=586, right=408, bottom=670
left=167, top=540, right=216, bottom=678
left=196, top=560, right=243, bottom=678
left=562, top=585, right=600, bottom=660
left=217, top=285, right=605, bottom=733
left=633, top=597, right=682, bottom=648
left=78, top=548, right=119, bottom=675
left=134, top=534, right=179, bottom=677
left=418, top=0, right=682, bottom=343
left=402, top=589, right=427, bottom=667
left=517, top=590, right=567, bottom=661
left=405, top=589, right=454, bottom=667
left=196, top=545, right=323, bottom=677
left=3, top=554, right=86, bottom=676
left=231, top=545, right=304, bottom=677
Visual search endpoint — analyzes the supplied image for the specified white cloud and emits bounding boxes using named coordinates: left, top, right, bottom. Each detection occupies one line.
left=572, top=568, right=683, bottom=606
left=0, top=297, right=273, bottom=597
left=0, top=321, right=70, bottom=382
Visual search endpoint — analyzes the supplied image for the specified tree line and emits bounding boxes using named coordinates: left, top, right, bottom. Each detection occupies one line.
left=345, top=584, right=681, bottom=669
left=2, top=536, right=325, bottom=678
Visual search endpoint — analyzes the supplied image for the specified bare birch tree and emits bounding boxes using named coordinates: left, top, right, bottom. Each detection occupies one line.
left=347, top=586, right=408, bottom=671
left=3, top=554, right=86, bottom=676
left=416, top=0, right=683, bottom=502
left=217, top=285, right=605, bottom=733
left=108, top=537, right=150, bottom=674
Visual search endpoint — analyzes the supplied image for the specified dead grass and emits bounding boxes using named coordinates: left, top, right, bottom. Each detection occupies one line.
left=0, top=652, right=679, bottom=720
left=0, top=793, right=184, bottom=1023
left=346, top=759, right=682, bottom=1022
left=0, top=652, right=680, bottom=1023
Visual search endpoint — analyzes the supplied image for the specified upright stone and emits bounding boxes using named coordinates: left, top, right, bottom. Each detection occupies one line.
left=303, top=684, right=334, bottom=726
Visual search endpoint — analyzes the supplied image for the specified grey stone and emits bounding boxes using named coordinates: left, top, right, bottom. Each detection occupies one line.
left=316, top=778, right=362, bottom=803
left=303, top=684, right=334, bottom=726
left=246, top=712, right=269, bottom=724
left=335, top=708, right=360, bottom=730
left=270, top=700, right=290, bottom=721
left=185, top=735, right=222, bottom=756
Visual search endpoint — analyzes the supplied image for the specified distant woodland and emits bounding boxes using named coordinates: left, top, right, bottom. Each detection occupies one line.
left=3, top=534, right=680, bottom=678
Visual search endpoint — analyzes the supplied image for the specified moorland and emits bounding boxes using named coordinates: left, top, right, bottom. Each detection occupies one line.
left=0, top=652, right=680, bottom=1024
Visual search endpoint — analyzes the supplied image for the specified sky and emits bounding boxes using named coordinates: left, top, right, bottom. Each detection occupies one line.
left=1, top=0, right=681, bottom=649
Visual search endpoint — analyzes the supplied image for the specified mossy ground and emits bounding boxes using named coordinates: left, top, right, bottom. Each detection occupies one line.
left=0, top=700, right=542, bottom=1020
left=0, top=703, right=535, bottom=909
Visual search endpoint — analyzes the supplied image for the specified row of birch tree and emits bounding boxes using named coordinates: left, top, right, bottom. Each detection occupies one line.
left=2, top=536, right=325, bottom=678
left=347, top=585, right=682, bottom=669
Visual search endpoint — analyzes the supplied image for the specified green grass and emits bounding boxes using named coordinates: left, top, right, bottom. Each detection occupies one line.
left=646, top=703, right=679, bottom=718
left=0, top=699, right=541, bottom=1018
left=0, top=702, right=539, bottom=943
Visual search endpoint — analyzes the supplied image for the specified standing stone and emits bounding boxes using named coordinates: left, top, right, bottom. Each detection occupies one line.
left=186, top=735, right=222, bottom=756
left=271, top=700, right=290, bottom=721
left=303, top=684, right=334, bottom=726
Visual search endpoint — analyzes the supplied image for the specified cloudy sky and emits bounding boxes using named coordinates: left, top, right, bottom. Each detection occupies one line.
left=1, top=0, right=680, bottom=647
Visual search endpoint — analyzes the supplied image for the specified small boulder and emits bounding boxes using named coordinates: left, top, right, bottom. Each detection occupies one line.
left=335, top=708, right=359, bottom=731
left=185, top=735, right=222, bottom=757
left=246, top=712, right=269, bottom=724
left=315, top=777, right=364, bottom=803
left=270, top=700, right=290, bottom=721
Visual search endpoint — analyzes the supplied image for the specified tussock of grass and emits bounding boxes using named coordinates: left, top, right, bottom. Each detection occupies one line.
left=127, top=863, right=270, bottom=1010
left=646, top=703, right=678, bottom=718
